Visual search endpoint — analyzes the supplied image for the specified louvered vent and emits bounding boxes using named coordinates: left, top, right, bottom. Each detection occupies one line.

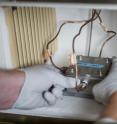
left=4, top=7, right=57, bottom=68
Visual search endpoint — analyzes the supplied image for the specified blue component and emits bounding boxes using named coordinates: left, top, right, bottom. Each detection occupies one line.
left=78, top=61, right=104, bottom=69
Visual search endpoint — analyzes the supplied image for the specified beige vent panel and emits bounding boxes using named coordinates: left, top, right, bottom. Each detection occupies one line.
left=4, top=7, right=57, bottom=68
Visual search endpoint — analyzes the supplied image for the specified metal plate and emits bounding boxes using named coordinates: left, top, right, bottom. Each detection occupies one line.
left=63, top=55, right=112, bottom=81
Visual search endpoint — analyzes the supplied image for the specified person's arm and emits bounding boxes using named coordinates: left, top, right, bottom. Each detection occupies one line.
left=93, top=57, right=117, bottom=123
left=94, top=92, right=117, bottom=124
left=0, top=64, right=76, bottom=109
left=0, top=69, right=25, bottom=109
left=100, top=92, right=117, bottom=120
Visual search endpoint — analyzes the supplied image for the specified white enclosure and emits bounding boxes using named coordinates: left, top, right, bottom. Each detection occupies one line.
left=0, top=1, right=117, bottom=122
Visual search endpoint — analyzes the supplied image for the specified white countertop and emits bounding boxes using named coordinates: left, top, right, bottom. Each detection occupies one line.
left=0, top=96, right=104, bottom=121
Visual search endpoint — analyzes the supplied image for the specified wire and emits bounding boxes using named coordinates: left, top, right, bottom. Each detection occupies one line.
left=95, top=10, right=102, bottom=23
left=87, top=10, right=93, bottom=56
left=45, top=10, right=100, bottom=70
left=99, top=31, right=116, bottom=57
left=44, top=9, right=116, bottom=92
left=48, top=9, right=101, bottom=91
left=45, top=20, right=88, bottom=70
left=46, top=20, right=87, bottom=49
left=73, top=10, right=99, bottom=91
left=94, top=11, right=117, bottom=57
left=72, top=10, right=101, bottom=53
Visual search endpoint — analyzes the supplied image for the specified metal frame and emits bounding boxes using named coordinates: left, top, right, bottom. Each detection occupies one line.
left=0, top=1, right=117, bottom=10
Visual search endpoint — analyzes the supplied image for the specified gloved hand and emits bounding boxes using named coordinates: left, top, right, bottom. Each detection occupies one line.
left=93, top=57, right=117, bottom=105
left=13, top=64, right=79, bottom=109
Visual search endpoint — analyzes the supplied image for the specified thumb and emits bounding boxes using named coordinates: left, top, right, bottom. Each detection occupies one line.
left=43, top=91, right=57, bottom=105
left=65, top=76, right=81, bottom=88
left=56, top=75, right=81, bottom=88
left=52, top=84, right=64, bottom=99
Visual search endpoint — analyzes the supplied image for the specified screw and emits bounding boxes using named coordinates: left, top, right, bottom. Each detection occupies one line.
left=106, top=58, right=109, bottom=64
left=79, top=55, right=82, bottom=61
left=70, top=68, right=74, bottom=74
left=99, top=70, right=102, bottom=77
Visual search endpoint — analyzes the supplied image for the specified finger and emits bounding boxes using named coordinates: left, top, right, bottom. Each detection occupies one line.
left=51, top=85, right=64, bottom=99
left=92, top=84, right=102, bottom=103
left=54, top=73, right=80, bottom=88
left=43, top=91, right=57, bottom=105
left=62, top=76, right=81, bottom=88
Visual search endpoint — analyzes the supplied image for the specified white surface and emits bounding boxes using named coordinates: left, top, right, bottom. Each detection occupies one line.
left=0, top=96, right=104, bottom=121
left=0, top=7, right=13, bottom=69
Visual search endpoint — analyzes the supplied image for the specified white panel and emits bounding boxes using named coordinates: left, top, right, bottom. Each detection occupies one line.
left=0, top=7, right=12, bottom=69
left=0, top=96, right=104, bottom=121
left=0, top=25, right=5, bottom=68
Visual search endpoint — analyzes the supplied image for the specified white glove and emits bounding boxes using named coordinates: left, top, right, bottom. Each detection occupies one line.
left=13, top=64, right=79, bottom=109
left=93, top=57, right=117, bottom=105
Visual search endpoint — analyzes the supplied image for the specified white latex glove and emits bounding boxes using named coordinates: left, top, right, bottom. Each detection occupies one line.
left=93, top=57, right=117, bottom=105
left=13, top=64, right=79, bottom=109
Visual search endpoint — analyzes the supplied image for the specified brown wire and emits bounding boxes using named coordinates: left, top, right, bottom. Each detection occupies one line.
left=99, top=31, right=116, bottom=57
left=49, top=56, right=63, bottom=71
left=46, top=20, right=88, bottom=70
left=44, top=9, right=116, bottom=92
left=74, top=10, right=98, bottom=91
left=94, top=11, right=117, bottom=57
left=46, top=20, right=87, bottom=49
left=95, top=10, right=102, bottom=23
left=72, top=10, right=101, bottom=53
